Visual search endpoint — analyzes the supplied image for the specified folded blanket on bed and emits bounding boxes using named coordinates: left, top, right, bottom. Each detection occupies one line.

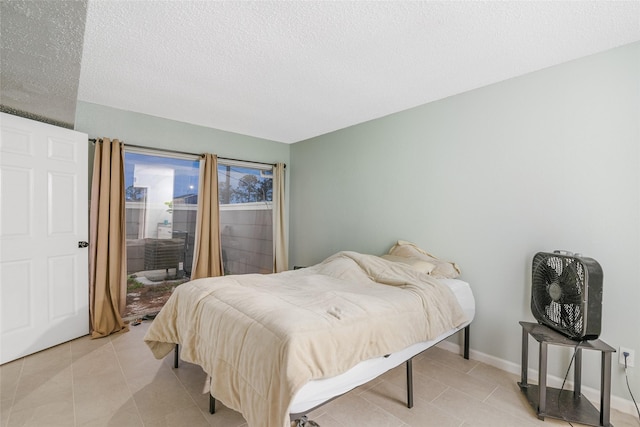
left=144, top=251, right=467, bottom=427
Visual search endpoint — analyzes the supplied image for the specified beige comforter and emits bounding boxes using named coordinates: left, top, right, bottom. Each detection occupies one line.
left=144, top=251, right=467, bottom=427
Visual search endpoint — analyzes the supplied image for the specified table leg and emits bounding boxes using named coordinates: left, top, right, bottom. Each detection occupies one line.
left=538, top=342, right=548, bottom=419
left=574, top=347, right=582, bottom=398
left=521, top=326, right=528, bottom=385
left=600, top=352, right=612, bottom=426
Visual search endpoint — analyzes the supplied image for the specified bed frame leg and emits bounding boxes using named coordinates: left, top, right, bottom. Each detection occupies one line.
left=406, top=358, right=414, bottom=409
left=209, top=394, right=216, bottom=414
left=174, top=344, right=179, bottom=368
left=463, top=325, right=470, bottom=360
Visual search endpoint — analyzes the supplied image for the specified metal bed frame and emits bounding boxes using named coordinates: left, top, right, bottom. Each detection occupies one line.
left=172, top=324, right=470, bottom=419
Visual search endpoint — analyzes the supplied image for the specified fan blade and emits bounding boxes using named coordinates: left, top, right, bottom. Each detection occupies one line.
left=535, top=259, right=559, bottom=285
left=532, top=262, right=555, bottom=310
left=558, top=262, right=583, bottom=305
left=560, top=303, right=583, bottom=334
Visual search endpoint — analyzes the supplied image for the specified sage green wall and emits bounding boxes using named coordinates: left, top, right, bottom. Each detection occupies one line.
left=75, top=101, right=290, bottom=163
left=290, top=42, right=640, bottom=404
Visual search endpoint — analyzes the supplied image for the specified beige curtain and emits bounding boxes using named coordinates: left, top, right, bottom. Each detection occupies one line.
left=191, top=154, right=224, bottom=279
left=89, top=138, right=128, bottom=338
left=273, top=163, right=288, bottom=272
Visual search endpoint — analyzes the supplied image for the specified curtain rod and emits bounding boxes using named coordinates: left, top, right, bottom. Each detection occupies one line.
left=88, top=138, right=284, bottom=168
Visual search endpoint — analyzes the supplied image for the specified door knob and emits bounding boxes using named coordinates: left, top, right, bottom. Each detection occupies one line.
left=78, top=241, right=89, bottom=248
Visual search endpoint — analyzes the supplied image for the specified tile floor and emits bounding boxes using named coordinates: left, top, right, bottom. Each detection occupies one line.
left=1, top=320, right=638, bottom=427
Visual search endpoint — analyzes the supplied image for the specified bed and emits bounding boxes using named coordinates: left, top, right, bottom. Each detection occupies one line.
left=144, top=246, right=475, bottom=427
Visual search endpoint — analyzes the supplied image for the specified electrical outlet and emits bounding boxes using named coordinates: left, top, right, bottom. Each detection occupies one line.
left=619, top=347, right=635, bottom=368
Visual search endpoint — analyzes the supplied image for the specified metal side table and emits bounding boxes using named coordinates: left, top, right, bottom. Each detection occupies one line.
left=518, top=321, right=615, bottom=427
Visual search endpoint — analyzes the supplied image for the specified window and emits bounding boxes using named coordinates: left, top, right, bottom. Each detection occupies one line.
left=123, top=150, right=199, bottom=318
left=122, top=150, right=275, bottom=318
left=218, top=161, right=273, bottom=275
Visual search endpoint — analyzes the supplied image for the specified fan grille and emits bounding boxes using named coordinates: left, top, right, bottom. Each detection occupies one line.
left=544, top=300, right=583, bottom=336
left=532, top=254, right=586, bottom=338
left=531, top=252, right=603, bottom=341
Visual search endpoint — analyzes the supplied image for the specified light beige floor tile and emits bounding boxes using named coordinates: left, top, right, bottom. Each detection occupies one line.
left=167, top=360, right=248, bottom=426
left=349, top=370, right=387, bottom=395
left=116, top=347, right=166, bottom=379
left=432, top=387, right=542, bottom=427
left=609, top=408, right=640, bottom=427
left=306, top=412, right=344, bottom=427
left=321, top=389, right=406, bottom=427
left=485, top=383, right=534, bottom=413
left=0, top=358, right=23, bottom=427
left=143, top=404, right=210, bottom=427
left=70, top=335, right=111, bottom=362
left=200, top=400, right=247, bottom=427
left=72, top=345, right=122, bottom=380
left=6, top=399, right=75, bottom=427
left=13, top=364, right=73, bottom=408
left=184, top=387, right=210, bottom=411
left=73, top=375, right=133, bottom=425
left=380, top=363, right=450, bottom=403
left=76, top=399, right=143, bottom=427
left=412, top=357, right=497, bottom=401
left=467, top=359, right=521, bottom=389
left=73, top=364, right=129, bottom=395
left=420, top=346, right=478, bottom=374
left=169, top=361, right=209, bottom=396
left=1, top=399, right=14, bottom=427
left=359, top=376, right=411, bottom=410
left=0, top=358, right=24, bottom=394
left=11, top=366, right=73, bottom=411
left=109, top=323, right=147, bottom=350
left=360, top=379, right=462, bottom=427
left=121, top=360, right=176, bottom=394
left=20, top=343, right=72, bottom=377
left=132, top=375, right=198, bottom=425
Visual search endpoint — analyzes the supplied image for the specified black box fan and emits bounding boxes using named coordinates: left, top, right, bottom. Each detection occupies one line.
left=531, top=251, right=603, bottom=341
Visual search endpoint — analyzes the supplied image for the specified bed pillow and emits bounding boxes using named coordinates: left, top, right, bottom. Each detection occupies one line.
left=387, top=240, right=461, bottom=279
left=380, top=254, right=436, bottom=274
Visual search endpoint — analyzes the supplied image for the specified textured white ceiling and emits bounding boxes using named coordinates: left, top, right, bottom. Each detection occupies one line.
left=1, top=0, right=87, bottom=128
left=78, top=1, right=640, bottom=143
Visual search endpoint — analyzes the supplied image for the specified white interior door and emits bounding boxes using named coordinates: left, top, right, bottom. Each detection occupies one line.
left=0, top=113, right=89, bottom=364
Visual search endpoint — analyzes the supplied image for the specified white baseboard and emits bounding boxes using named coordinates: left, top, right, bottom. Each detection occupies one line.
left=436, top=341, right=639, bottom=417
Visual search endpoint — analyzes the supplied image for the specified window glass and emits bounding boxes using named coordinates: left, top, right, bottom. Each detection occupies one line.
left=123, top=151, right=199, bottom=318
left=218, top=163, right=273, bottom=275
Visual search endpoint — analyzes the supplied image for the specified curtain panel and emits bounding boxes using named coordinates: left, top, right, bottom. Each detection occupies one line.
left=191, top=153, right=224, bottom=279
left=273, top=162, right=288, bottom=273
left=89, top=138, right=129, bottom=338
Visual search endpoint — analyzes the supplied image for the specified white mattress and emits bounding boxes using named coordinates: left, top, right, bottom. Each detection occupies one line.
left=289, top=278, right=475, bottom=415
